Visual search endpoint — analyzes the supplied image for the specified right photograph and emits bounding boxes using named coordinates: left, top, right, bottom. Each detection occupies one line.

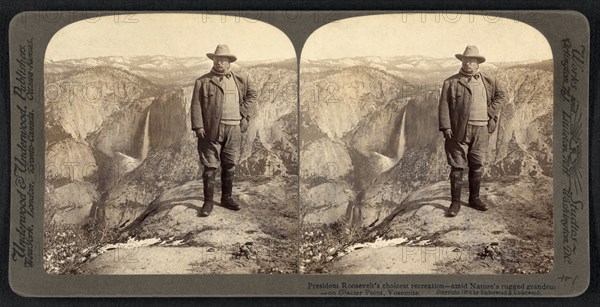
left=299, top=13, right=554, bottom=274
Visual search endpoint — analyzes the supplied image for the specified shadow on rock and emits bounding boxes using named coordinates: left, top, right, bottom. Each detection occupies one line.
left=123, top=196, right=203, bottom=237
left=368, top=196, right=450, bottom=234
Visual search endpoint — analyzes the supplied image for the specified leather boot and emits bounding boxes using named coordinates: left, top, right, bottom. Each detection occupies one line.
left=447, top=169, right=462, bottom=217
left=221, top=164, right=241, bottom=211
left=199, top=168, right=216, bottom=217
left=468, top=171, right=489, bottom=211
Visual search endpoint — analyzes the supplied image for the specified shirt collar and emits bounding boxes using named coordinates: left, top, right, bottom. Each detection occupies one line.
left=468, top=72, right=481, bottom=82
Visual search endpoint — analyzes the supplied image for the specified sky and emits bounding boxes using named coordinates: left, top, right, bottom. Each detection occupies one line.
left=46, top=13, right=553, bottom=63
left=302, top=13, right=553, bottom=62
left=46, top=13, right=295, bottom=61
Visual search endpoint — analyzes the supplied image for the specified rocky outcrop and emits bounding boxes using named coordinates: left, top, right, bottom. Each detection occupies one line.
left=44, top=66, right=161, bottom=142
left=45, top=180, right=98, bottom=225
left=46, top=138, right=97, bottom=182
left=300, top=67, right=411, bottom=192
left=489, top=68, right=553, bottom=176
left=301, top=66, right=409, bottom=140
left=44, top=66, right=162, bottom=224
left=327, top=176, right=553, bottom=274
left=301, top=181, right=354, bottom=224
left=300, top=138, right=353, bottom=180
left=81, top=176, right=298, bottom=274
left=238, top=66, right=298, bottom=174
left=95, top=140, right=201, bottom=229
left=92, top=176, right=298, bottom=274
left=147, top=89, right=191, bottom=150
left=237, top=137, right=287, bottom=179
left=102, top=152, right=143, bottom=190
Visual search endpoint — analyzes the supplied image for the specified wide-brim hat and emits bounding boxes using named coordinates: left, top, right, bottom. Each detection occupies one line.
left=206, top=44, right=237, bottom=62
left=455, top=45, right=486, bottom=63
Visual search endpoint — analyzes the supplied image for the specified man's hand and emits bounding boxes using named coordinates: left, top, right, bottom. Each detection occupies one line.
left=442, top=129, right=453, bottom=140
left=240, top=117, right=249, bottom=133
left=488, top=118, right=497, bottom=133
left=195, top=128, right=206, bottom=139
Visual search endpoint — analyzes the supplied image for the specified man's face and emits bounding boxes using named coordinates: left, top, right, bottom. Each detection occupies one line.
left=461, top=57, right=479, bottom=73
left=213, top=56, right=231, bottom=72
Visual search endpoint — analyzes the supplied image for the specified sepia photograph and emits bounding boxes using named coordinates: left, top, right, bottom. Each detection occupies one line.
left=300, top=13, right=554, bottom=274
left=7, top=9, right=590, bottom=297
left=43, top=13, right=298, bottom=274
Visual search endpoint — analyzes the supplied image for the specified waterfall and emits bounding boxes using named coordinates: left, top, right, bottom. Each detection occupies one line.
left=141, top=109, right=151, bottom=160
left=368, top=106, right=409, bottom=174
left=396, top=107, right=407, bottom=159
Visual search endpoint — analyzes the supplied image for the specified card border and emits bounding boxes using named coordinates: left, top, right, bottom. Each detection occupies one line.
left=6, top=10, right=591, bottom=297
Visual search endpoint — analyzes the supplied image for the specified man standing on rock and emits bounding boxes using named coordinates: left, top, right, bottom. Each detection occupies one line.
left=438, top=45, right=505, bottom=217
left=191, top=44, right=256, bottom=217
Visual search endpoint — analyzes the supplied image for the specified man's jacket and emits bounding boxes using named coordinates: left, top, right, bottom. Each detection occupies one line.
left=438, top=71, right=505, bottom=141
left=190, top=71, right=257, bottom=141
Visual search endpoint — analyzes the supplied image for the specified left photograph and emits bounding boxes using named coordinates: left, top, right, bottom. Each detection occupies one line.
left=43, top=13, right=298, bottom=274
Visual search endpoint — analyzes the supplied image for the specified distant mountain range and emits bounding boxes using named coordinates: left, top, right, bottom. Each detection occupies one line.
left=45, top=55, right=295, bottom=69
left=301, top=56, right=552, bottom=85
left=45, top=55, right=297, bottom=87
